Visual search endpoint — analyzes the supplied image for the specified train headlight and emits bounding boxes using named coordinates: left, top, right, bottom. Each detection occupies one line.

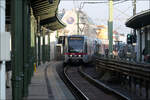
left=79, top=55, right=81, bottom=57
left=70, top=55, right=72, bottom=57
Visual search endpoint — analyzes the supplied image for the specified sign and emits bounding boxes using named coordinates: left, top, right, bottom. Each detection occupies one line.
left=69, top=37, right=83, bottom=40
left=0, top=32, right=11, bottom=61
left=66, top=17, right=74, bottom=24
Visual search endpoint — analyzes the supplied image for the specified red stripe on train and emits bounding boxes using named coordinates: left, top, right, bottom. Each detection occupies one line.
left=64, top=53, right=87, bottom=55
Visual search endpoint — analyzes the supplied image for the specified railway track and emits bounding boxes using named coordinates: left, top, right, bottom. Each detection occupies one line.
left=56, top=64, right=88, bottom=100
left=57, top=64, right=126, bottom=100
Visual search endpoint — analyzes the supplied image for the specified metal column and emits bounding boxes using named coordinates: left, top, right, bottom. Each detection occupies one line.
left=145, top=28, right=148, bottom=50
left=23, top=0, right=30, bottom=97
left=148, top=29, right=150, bottom=55
left=48, top=34, right=50, bottom=61
left=0, top=0, right=6, bottom=99
left=38, top=35, right=41, bottom=65
left=11, top=0, right=24, bottom=99
left=42, top=32, right=46, bottom=63
left=30, top=10, right=36, bottom=77
left=140, top=29, right=142, bottom=61
left=0, top=61, right=6, bottom=99
left=108, top=0, right=113, bottom=55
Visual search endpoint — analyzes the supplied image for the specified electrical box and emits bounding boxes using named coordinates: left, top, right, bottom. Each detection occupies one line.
left=0, top=32, right=11, bottom=61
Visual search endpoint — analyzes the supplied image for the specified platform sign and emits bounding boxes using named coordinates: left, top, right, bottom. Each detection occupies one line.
left=0, top=32, right=11, bottom=61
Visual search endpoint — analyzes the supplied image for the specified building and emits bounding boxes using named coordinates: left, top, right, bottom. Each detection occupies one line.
left=58, top=9, right=97, bottom=38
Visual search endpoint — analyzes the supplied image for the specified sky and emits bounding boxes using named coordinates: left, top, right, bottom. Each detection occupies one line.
left=58, top=0, right=150, bottom=34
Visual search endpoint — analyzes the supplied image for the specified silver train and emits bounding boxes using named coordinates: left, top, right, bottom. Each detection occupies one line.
left=62, top=35, right=102, bottom=64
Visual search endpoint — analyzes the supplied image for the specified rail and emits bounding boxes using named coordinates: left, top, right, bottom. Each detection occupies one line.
left=78, top=66, right=129, bottom=100
left=63, top=67, right=89, bottom=100
left=94, top=56, right=150, bottom=100
left=56, top=65, right=89, bottom=100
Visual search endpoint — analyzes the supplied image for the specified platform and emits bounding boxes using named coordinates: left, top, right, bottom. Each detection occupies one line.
left=27, top=61, right=75, bottom=100
left=7, top=61, right=75, bottom=100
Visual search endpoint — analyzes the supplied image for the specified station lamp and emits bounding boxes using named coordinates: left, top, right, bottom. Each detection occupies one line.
left=48, top=0, right=53, bottom=4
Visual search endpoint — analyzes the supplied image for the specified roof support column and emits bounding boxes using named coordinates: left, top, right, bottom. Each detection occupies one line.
left=30, top=9, right=36, bottom=77
left=45, top=35, right=48, bottom=61
left=0, top=0, right=6, bottom=99
left=146, top=27, right=150, bottom=63
left=23, top=0, right=30, bottom=97
left=148, top=27, right=150, bottom=55
left=38, top=35, right=41, bottom=65
left=139, top=29, right=142, bottom=62
left=11, top=0, right=24, bottom=99
left=42, top=31, right=46, bottom=63
left=37, top=17, right=41, bottom=66
left=34, top=31, right=37, bottom=68
left=48, top=33, right=51, bottom=61
left=145, top=28, right=148, bottom=50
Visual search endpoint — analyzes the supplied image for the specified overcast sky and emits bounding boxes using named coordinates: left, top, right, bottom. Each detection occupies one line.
left=58, top=0, right=150, bottom=34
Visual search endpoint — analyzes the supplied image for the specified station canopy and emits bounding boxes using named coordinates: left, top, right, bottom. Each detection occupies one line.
left=125, top=9, right=150, bottom=29
left=31, top=0, right=65, bottom=31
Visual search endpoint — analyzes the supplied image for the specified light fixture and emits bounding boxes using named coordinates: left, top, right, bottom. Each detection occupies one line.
left=48, top=0, right=53, bottom=4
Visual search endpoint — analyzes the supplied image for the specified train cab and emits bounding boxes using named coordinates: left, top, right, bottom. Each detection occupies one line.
left=63, top=35, right=102, bottom=65
left=64, top=35, right=88, bottom=63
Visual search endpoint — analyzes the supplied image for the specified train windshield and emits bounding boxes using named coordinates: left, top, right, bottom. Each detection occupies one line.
left=68, top=37, right=84, bottom=53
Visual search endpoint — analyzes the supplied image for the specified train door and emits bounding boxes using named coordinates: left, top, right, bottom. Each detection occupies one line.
left=84, top=38, right=87, bottom=54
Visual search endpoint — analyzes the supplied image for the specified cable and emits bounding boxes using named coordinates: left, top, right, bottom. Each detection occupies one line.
left=114, top=6, right=131, bottom=17
left=73, top=0, right=77, bottom=9
left=114, top=5, right=133, bottom=19
left=113, top=0, right=130, bottom=5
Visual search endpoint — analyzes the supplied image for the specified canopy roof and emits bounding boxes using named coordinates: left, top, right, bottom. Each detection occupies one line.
left=125, top=9, right=150, bottom=29
left=6, top=0, right=65, bottom=31
left=31, top=0, right=65, bottom=31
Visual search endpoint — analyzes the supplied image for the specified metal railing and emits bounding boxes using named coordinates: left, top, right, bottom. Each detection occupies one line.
left=95, top=56, right=150, bottom=99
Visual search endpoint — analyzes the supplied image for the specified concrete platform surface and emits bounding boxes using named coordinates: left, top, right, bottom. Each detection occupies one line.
left=27, top=61, right=75, bottom=100
left=6, top=61, right=75, bottom=100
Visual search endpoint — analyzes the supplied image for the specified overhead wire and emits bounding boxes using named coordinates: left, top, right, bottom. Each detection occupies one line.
left=113, top=0, right=130, bottom=5
left=61, top=0, right=135, bottom=34
left=114, top=5, right=133, bottom=18
left=112, top=0, right=133, bottom=34
left=73, top=0, right=77, bottom=9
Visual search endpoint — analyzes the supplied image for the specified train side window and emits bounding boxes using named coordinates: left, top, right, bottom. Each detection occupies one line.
left=85, top=41, right=87, bottom=53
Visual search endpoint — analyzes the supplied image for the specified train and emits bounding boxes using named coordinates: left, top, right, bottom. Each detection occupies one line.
left=61, top=35, right=102, bottom=64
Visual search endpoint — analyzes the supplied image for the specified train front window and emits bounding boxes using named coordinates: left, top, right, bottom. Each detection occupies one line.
left=68, top=37, right=84, bottom=53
